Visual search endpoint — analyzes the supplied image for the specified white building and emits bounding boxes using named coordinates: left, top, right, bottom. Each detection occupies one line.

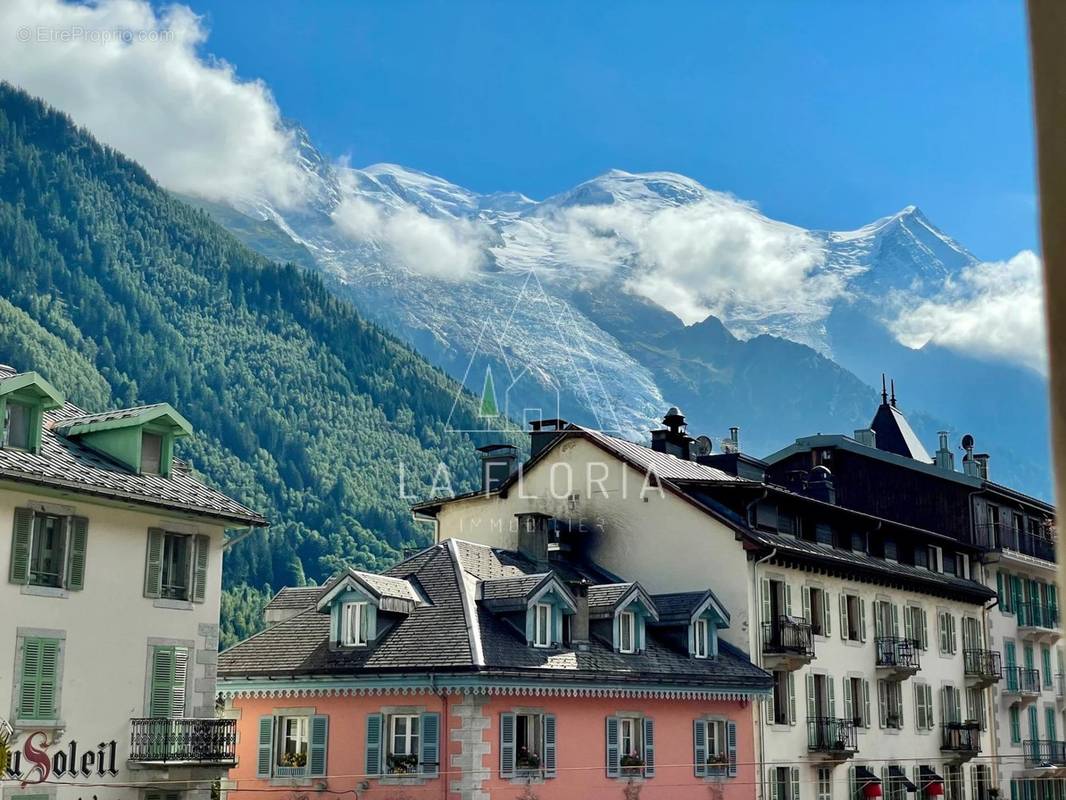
left=0, top=368, right=266, bottom=800
left=414, top=408, right=1000, bottom=800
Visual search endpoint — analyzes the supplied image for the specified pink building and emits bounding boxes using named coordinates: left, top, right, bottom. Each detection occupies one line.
left=219, top=515, right=769, bottom=800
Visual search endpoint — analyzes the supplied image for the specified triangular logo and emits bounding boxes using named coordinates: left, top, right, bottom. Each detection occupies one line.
left=479, top=366, right=499, bottom=418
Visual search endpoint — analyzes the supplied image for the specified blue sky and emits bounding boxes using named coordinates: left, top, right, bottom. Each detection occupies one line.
left=186, top=0, right=1037, bottom=259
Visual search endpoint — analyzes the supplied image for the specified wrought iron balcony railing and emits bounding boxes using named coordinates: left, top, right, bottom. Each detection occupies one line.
left=941, top=722, right=981, bottom=753
left=964, top=649, right=1002, bottom=682
left=762, top=615, right=814, bottom=657
left=975, top=522, right=1056, bottom=562
left=807, top=717, right=857, bottom=754
left=876, top=637, right=921, bottom=671
left=129, top=718, right=237, bottom=765
left=1024, top=739, right=1066, bottom=768
left=1017, top=601, right=1060, bottom=630
left=1005, top=666, right=1042, bottom=694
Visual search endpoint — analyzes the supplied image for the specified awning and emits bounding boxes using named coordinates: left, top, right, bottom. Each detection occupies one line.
left=889, top=766, right=918, bottom=792
left=918, top=766, right=945, bottom=796
left=857, top=767, right=883, bottom=798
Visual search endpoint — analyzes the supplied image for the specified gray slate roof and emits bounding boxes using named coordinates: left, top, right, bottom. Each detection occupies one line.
left=220, top=539, right=770, bottom=693
left=652, top=591, right=718, bottom=624
left=55, top=403, right=169, bottom=430
left=587, top=583, right=636, bottom=612
left=0, top=367, right=264, bottom=526
left=577, top=426, right=744, bottom=483
left=266, top=586, right=325, bottom=612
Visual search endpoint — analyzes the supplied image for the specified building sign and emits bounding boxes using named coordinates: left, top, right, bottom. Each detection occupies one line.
left=4, top=732, right=118, bottom=786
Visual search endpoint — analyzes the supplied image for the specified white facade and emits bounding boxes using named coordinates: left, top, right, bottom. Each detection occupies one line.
left=424, top=432, right=1000, bottom=800
left=0, top=486, right=250, bottom=800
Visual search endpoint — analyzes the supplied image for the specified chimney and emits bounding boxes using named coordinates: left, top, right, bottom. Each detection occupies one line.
left=478, top=444, right=517, bottom=492
left=570, top=581, right=590, bottom=648
left=934, top=431, right=955, bottom=471
left=516, top=512, right=552, bottom=567
left=961, top=434, right=980, bottom=477
left=974, top=453, right=990, bottom=480
left=651, top=407, right=692, bottom=459
left=721, top=426, right=741, bottom=454
left=854, top=428, right=877, bottom=448
left=529, top=419, right=567, bottom=459
left=806, top=466, right=836, bottom=504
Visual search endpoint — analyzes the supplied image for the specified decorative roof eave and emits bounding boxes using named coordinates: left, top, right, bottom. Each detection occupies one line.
left=315, top=570, right=418, bottom=613
left=0, top=371, right=64, bottom=409
left=58, top=402, right=193, bottom=438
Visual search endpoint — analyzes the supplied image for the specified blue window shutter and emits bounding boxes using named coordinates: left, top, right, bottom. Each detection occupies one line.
left=642, top=717, right=655, bottom=778
left=543, top=714, right=557, bottom=778
left=309, top=715, right=328, bottom=777
left=365, top=713, right=383, bottom=776
left=420, top=713, right=440, bottom=778
left=693, top=720, right=707, bottom=777
left=727, top=721, right=738, bottom=777
left=256, top=716, right=274, bottom=778
left=605, top=716, right=620, bottom=778
left=499, top=712, right=516, bottom=778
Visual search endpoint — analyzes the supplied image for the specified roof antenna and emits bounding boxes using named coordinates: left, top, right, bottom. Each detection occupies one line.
left=890, top=379, right=896, bottom=408
left=881, top=374, right=888, bottom=405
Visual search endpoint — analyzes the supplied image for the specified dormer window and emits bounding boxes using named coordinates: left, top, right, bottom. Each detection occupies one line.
left=619, top=611, right=637, bottom=654
left=693, top=617, right=710, bottom=658
left=342, top=601, right=370, bottom=647
left=5, top=401, right=30, bottom=450
left=141, top=432, right=163, bottom=474
left=533, top=602, right=552, bottom=648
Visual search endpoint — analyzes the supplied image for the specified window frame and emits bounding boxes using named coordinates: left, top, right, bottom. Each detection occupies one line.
left=693, top=617, right=710, bottom=658
left=514, top=712, right=545, bottom=774
left=276, top=715, right=310, bottom=772
left=387, top=713, right=421, bottom=765
left=141, top=432, right=164, bottom=474
left=619, top=610, right=637, bottom=654
left=618, top=716, right=643, bottom=762
left=159, top=531, right=192, bottom=601
left=28, top=513, right=67, bottom=589
left=342, top=601, right=370, bottom=648
left=5, top=400, right=31, bottom=450
left=532, top=602, right=552, bottom=649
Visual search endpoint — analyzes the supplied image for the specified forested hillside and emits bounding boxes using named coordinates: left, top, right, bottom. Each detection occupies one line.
left=0, top=83, right=507, bottom=645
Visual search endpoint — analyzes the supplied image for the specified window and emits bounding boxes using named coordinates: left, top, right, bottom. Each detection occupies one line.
left=878, top=680, right=903, bottom=729
left=942, top=685, right=961, bottom=724
left=883, top=538, right=898, bottom=561
left=694, top=618, right=710, bottom=658
left=845, top=677, right=869, bottom=727
left=619, top=717, right=641, bottom=761
left=342, top=601, right=369, bottom=647
left=972, top=765, right=991, bottom=800
left=913, top=683, right=934, bottom=731
left=148, top=645, right=189, bottom=718
left=841, top=593, right=865, bottom=642
left=818, top=767, right=833, bottom=800
left=904, top=606, right=928, bottom=650
left=956, top=553, right=970, bottom=580
left=607, top=716, right=652, bottom=778
left=769, top=766, right=800, bottom=800
left=277, top=716, right=310, bottom=771
left=501, top=712, right=554, bottom=779
left=16, top=635, right=62, bottom=721
left=851, top=532, right=868, bottom=553
left=533, top=602, right=552, bottom=648
left=160, top=532, right=190, bottom=600
left=1045, top=646, right=1055, bottom=688
left=927, top=545, right=944, bottom=573
left=1010, top=705, right=1021, bottom=744
left=387, top=714, right=420, bottom=773
left=9, top=508, right=88, bottom=591
left=619, top=611, right=636, bottom=654
left=5, top=401, right=30, bottom=449
left=141, top=432, right=164, bottom=474
left=945, top=765, right=963, bottom=800
left=694, top=719, right=731, bottom=775
left=938, top=611, right=957, bottom=655
left=772, top=671, right=792, bottom=725
left=805, top=586, right=830, bottom=636
left=967, top=687, right=986, bottom=730
left=515, top=713, right=544, bottom=772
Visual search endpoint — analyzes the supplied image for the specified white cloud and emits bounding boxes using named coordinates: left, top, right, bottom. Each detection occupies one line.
left=890, top=250, right=1047, bottom=374
left=332, top=195, right=489, bottom=280
left=0, top=0, right=308, bottom=207
left=557, top=200, right=840, bottom=327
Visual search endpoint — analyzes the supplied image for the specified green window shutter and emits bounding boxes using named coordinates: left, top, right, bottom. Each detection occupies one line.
left=761, top=579, right=771, bottom=623
left=66, top=516, right=88, bottom=590
left=839, top=594, right=848, bottom=640
left=499, top=712, right=515, bottom=778
left=843, top=678, right=853, bottom=722
left=891, top=604, right=900, bottom=637
left=642, top=717, right=655, bottom=778
left=10, top=507, right=33, bottom=584
left=791, top=767, right=800, bottom=800
left=365, top=713, right=383, bottom=776
left=693, top=720, right=707, bottom=778
left=877, top=680, right=887, bottom=728
left=172, top=647, right=188, bottom=718
left=543, top=714, right=557, bottom=778
left=144, top=528, right=164, bottom=598
left=149, top=646, right=176, bottom=718
left=802, top=587, right=811, bottom=624
left=862, top=680, right=871, bottom=728
left=827, top=676, right=836, bottom=716
left=788, top=673, right=797, bottom=725
left=998, top=572, right=1006, bottom=607
left=257, top=716, right=274, bottom=778
left=806, top=674, right=816, bottom=719
left=605, top=716, right=620, bottom=778
left=308, top=715, right=328, bottom=777
left=192, top=534, right=209, bottom=603
left=859, top=599, right=867, bottom=641
left=769, top=768, right=780, bottom=800
left=823, top=591, right=832, bottom=636
left=726, top=720, right=737, bottom=777
left=419, top=712, right=439, bottom=778
left=19, top=637, right=59, bottom=720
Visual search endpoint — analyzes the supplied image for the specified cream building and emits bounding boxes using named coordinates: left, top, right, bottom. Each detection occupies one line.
left=0, top=367, right=266, bottom=800
left=414, top=414, right=999, bottom=800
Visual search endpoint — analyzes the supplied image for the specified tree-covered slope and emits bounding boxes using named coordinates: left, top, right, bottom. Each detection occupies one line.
left=0, top=83, right=504, bottom=645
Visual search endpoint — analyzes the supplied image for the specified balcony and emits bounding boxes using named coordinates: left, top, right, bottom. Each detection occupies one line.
left=1003, top=666, right=1042, bottom=705
left=975, top=522, right=1055, bottom=563
left=1017, top=601, right=1060, bottom=641
left=128, top=718, right=237, bottom=767
left=762, top=615, right=814, bottom=670
left=1023, top=740, right=1066, bottom=769
left=964, top=649, right=1002, bottom=687
left=806, top=717, right=857, bottom=760
left=875, top=637, right=921, bottom=679
left=941, top=722, right=981, bottom=762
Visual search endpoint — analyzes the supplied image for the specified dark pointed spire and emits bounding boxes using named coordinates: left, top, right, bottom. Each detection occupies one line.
left=890, top=379, right=896, bottom=408
left=881, top=374, right=888, bottom=405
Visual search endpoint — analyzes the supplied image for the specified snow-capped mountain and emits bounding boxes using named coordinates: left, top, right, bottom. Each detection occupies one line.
left=196, top=129, right=1049, bottom=497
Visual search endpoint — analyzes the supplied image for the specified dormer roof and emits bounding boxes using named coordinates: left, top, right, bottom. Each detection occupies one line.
left=651, top=590, right=730, bottom=627
left=316, top=568, right=422, bottom=615
left=478, top=572, right=578, bottom=614
left=588, top=582, right=659, bottom=622
left=56, top=402, right=192, bottom=437
left=0, top=371, right=64, bottom=409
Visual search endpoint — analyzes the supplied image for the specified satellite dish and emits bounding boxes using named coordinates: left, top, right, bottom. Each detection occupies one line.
left=961, top=433, right=975, bottom=451
left=693, top=435, right=714, bottom=457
